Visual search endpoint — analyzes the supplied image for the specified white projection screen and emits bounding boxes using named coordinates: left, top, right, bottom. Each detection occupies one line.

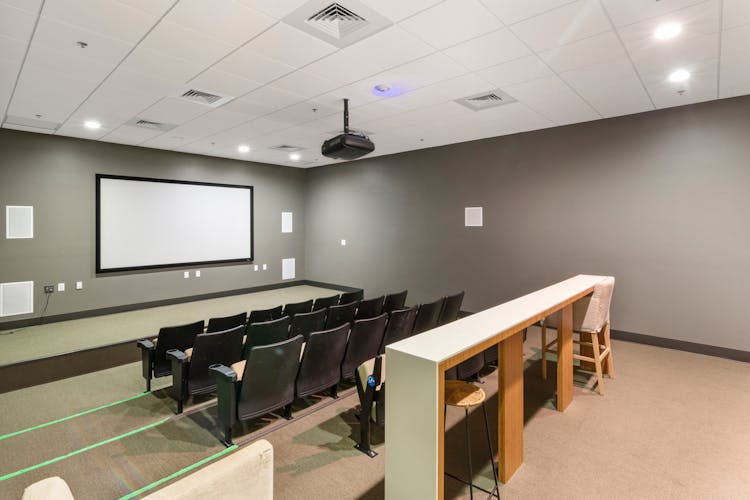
left=96, top=175, right=253, bottom=273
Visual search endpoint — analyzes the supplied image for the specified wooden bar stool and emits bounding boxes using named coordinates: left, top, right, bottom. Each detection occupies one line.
left=444, top=380, right=499, bottom=499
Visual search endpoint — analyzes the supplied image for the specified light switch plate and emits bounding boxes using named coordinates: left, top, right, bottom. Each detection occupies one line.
left=254, top=265, right=259, bottom=271
left=195, top=270, right=201, bottom=277
left=75, top=281, right=83, bottom=290
left=262, top=264, right=268, bottom=270
left=183, top=271, right=190, bottom=279
left=57, top=282, right=65, bottom=292
left=341, top=239, right=347, bottom=246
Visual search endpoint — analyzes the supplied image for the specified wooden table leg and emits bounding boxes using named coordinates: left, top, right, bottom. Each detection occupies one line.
left=438, top=369, right=445, bottom=499
left=498, top=332, right=524, bottom=482
left=556, top=304, right=574, bottom=411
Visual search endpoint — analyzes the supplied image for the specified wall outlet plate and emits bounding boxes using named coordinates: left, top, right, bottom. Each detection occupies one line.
left=75, top=281, right=83, bottom=290
left=341, top=239, right=347, bottom=246
left=262, top=264, right=268, bottom=270
left=195, top=270, right=201, bottom=277
left=183, top=271, right=190, bottom=279
left=43, top=285, right=54, bottom=293
left=57, top=282, right=65, bottom=292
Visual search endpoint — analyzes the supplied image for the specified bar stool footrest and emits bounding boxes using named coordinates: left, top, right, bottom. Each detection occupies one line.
left=444, top=472, right=500, bottom=498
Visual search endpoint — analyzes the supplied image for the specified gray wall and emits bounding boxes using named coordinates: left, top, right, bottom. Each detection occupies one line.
left=0, top=129, right=306, bottom=324
left=305, top=96, right=750, bottom=352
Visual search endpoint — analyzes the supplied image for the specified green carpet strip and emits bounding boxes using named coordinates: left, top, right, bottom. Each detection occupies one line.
left=118, top=445, right=238, bottom=500
left=0, top=418, right=169, bottom=482
left=0, top=392, right=151, bottom=442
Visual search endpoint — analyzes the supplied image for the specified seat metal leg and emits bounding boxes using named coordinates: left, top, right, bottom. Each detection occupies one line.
left=465, top=407, right=474, bottom=500
left=482, top=402, right=499, bottom=497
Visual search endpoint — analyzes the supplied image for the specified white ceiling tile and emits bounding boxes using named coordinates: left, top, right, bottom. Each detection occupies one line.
left=305, top=26, right=434, bottom=83
left=115, top=0, right=177, bottom=17
left=442, top=28, right=530, bottom=71
left=188, top=68, right=260, bottom=98
left=719, top=24, right=750, bottom=98
left=400, top=0, right=502, bottom=49
left=42, top=0, right=159, bottom=44
left=0, top=33, right=28, bottom=64
left=220, top=95, right=278, bottom=118
left=601, top=0, right=707, bottom=27
left=0, top=3, right=37, bottom=41
left=560, top=58, right=654, bottom=117
left=8, top=64, right=96, bottom=122
left=476, top=54, right=554, bottom=88
left=539, top=30, right=625, bottom=73
left=2, top=123, right=55, bottom=134
left=504, top=74, right=600, bottom=124
left=723, top=0, right=750, bottom=30
left=156, top=108, right=251, bottom=145
left=140, top=20, right=234, bottom=68
left=140, top=96, right=208, bottom=124
left=55, top=120, right=111, bottom=139
left=271, top=70, right=338, bottom=99
left=215, top=45, right=295, bottom=85
left=481, top=0, right=576, bottom=25
left=510, top=0, right=610, bottom=52
left=239, top=23, right=336, bottom=69
left=264, top=100, right=338, bottom=126
left=359, top=0, right=443, bottom=22
left=237, top=85, right=307, bottom=111
left=234, top=0, right=307, bottom=20
left=393, top=73, right=494, bottom=111
left=67, top=83, right=162, bottom=126
left=0, top=0, right=43, bottom=13
left=626, top=32, right=719, bottom=76
left=643, top=57, right=717, bottom=107
left=101, top=124, right=164, bottom=144
left=166, top=0, right=275, bottom=46
left=116, top=46, right=200, bottom=86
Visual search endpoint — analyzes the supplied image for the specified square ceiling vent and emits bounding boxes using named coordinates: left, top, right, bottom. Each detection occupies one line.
left=283, top=0, right=392, bottom=48
left=175, top=87, right=234, bottom=108
left=125, top=117, right=177, bottom=132
left=455, top=89, right=517, bottom=111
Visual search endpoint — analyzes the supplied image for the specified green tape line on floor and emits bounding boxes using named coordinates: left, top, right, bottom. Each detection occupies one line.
left=0, top=417, right=169, bottom=482
left=118, top=444, right=238, bottom=500
left=0, top=391, right=152, bottom=442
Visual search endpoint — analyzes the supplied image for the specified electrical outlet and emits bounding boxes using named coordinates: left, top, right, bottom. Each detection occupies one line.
left=253, top=265, right=259, bottom=271
left=195, top=270, right=201, bottom=277
left=183, top=271, right=190, bottom=279
left=75, top=281, right=83, bottom=290
left=44, top=285, right=54, bottom=293
left=341, top=239, right=347, bottom=246
left=262, top=264, right=268, bottom=270
left=57, top=282, right=65, bottom=292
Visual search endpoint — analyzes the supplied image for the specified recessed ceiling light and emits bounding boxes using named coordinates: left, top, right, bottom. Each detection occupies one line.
left=372, top=83, right=403, bottom=97
left=237, top=144, right=250, bottom=153
left=84, top=120, right=101, bottom=129
left=654, top=22, right=682, bottom=40
left=289, top=153, right=301, bottom=161
left=669, top=69, right=690, bottom=83
left=374, top=84, right=391, bottom=93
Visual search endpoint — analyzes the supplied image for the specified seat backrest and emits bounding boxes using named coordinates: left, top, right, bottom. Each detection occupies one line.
left=382, top=290, right=408, bottom=314
left=355, top=296, right=385, bottom=320
left=339, top=289, right=364, bottom=305
left=379, top=306, right=418, bottom=353
left=206, top=312, right=247, bottom=333
left=237, top=335, right=304, bottom=420
left=282, top=299, right=313, bottom=318
left=188, top=326, right=244, bottom=394
left=575, top=276, right=615, bottom=332
left=295, top=323, right=349, bottom=398
left=437, top=291, right=465, bottom=326
left=412, top=298, right=445, bottom=335
left=154, top=320, right=205, bottom=374
left=325, top=301, right=358, bottom=329
left=247, top=306, right=282, bottom=324
left=245, top=316, right=291, bottom=351
left=289, top=308, right=327, bottom=341
left=312, top=294, right=339, bottom=311
left=341, top=313, right=388, bottom=379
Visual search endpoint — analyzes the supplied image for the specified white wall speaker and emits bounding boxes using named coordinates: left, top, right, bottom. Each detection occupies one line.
left=465, top=207, right=483, bottom=227
left=282, top=258, right=296, bottom=280
left=6, top=206, right=34, bottom=239
left=0, top=281, right=34, bottom=317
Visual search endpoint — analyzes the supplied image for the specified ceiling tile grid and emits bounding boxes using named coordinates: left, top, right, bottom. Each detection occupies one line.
left=0, top=0, right=744, bottom=167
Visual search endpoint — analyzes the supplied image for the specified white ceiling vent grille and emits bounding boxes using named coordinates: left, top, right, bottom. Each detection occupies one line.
left=125, top=117, right=177, bottom=132
left=270, top=145, right=306, bottom=152
left=455, top=89, right=517, bottom=111
left=306, top=3, right=368, bottom=39
left=176, top=88, right=234, bottom=108
left=283, top=0, right=392, bottom=48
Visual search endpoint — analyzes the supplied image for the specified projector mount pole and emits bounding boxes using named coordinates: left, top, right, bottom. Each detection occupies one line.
left=343, top=98, right=349, bottom=134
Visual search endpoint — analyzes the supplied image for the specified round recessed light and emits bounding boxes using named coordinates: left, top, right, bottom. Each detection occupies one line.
left=84, top=120, right=101, bottom=129
left=374, top=84, right=391, bottom=93
left=289, top=153, right=301, bottom=161
left=237, top=144, right=250, bottom=153
left=654, top=22, right=682, bottom=40
left=372, top=83, right=404, bottom=97
left=669, top=69, right=690, bottom=83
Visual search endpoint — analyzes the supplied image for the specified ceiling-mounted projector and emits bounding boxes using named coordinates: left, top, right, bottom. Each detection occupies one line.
left=321, top=98, right=375, bottom=160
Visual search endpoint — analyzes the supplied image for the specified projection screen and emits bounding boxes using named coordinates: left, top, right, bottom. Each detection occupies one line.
left=96, top=174, right=253, bottom=273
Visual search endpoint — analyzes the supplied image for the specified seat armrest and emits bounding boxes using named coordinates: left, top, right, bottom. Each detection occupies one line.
left=137, top=339, right=155, bottom=351
left=210, top=364, right=237, bottom=383
left=166, top=349, right=187, bottom=363
left=211, top=364, right=238, bottom=445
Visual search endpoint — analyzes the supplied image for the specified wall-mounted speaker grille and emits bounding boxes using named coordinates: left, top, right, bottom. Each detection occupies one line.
left=6, top=206, right=33, bottom=239
left=0, top=281, right=34, bottom=317
left=465, top=207, right=483, bottom=227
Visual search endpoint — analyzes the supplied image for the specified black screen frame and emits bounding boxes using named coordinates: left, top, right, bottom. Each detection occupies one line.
left=96, top=174, right=254, bottom=274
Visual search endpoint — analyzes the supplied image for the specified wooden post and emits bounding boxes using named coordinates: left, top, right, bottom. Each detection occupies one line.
left=556, top=304, right=574, bottom=411
left=498, top=332, right=524, bottom=481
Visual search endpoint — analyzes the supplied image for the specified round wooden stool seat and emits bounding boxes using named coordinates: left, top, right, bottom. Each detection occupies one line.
left=445, top=380, right=485, bottom=408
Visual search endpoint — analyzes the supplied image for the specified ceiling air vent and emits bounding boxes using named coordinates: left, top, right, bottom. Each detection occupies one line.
left=270, top=145, right=306, bottom=152
left=176, top=87, right=234, bottom=108
left=125, top=117, right=177, bottom=132
left=455, top=89, right=517, bottom=111
left=283, top=0, right=392, bottom=48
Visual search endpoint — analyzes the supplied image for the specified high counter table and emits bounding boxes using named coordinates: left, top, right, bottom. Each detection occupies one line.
left=385, top=274, right=609, bottom=499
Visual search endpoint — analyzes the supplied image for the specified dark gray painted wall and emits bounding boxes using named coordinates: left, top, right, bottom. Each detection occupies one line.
left=0, top=129, right=306, bottom=324
left=304, top=96, right=750, bottom=352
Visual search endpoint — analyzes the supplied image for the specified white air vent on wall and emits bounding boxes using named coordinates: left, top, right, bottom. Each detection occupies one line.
left=283, top=0, right=392, bottom=48
left=0, top=281, right=34, bottom=317
left=176, top=88, right=234, bottom=108
left=455, top=89, right=517, bottom=111
left=125, top=117, right=178, bottom=132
